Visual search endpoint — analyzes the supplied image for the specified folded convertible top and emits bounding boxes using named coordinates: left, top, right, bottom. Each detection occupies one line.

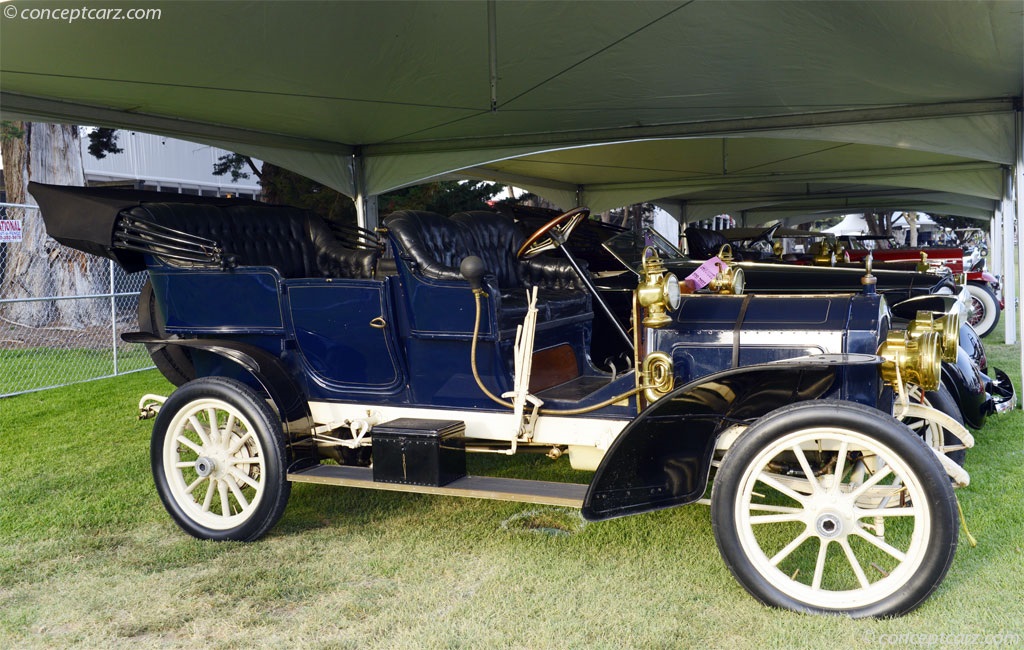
left=29, top=182, right=261, bottom=272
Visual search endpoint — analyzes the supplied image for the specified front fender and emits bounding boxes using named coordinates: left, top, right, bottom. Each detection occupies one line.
left=582, top=354, right=881, bottom=521
left=941, top=349, right=988, bottom=429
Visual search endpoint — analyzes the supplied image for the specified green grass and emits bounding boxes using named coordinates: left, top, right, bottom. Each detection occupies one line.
left=1, top=330, right=1022, bottom=649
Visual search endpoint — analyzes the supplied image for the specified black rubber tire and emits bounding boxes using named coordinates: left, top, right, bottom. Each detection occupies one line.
left=965, top=281, right=1000, bottom=338
left=151, top=376, right=291, bottom=541
left=711, top=400, right=958, bottom=618
left=922, top=383, right=967, bottom=467
left=138, top=279, right=196, bottom=386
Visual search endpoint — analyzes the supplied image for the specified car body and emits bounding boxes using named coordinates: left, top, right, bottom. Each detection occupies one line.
left=33, top=182, right=977, bottom=618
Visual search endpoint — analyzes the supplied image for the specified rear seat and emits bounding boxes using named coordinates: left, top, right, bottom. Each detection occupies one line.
left=125, top=202, right=378, bottom=279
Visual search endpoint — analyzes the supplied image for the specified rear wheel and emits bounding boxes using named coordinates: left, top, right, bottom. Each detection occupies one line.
left=965, top=282, right=999, bottom=338
left=151, top=377, right=290, bottom=541
left=711, top=401, right=958, bottom=618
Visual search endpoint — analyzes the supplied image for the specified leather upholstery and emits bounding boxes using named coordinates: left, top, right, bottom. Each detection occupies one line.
left=383, top=210, right=474, bottom=281
left=385, top=209, right=591, bottom=328
left=126, top=203, right=377, bottom=279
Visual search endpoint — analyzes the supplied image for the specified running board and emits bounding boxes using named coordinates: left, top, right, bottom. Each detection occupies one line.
left=287, top=464, right=587, bottom=508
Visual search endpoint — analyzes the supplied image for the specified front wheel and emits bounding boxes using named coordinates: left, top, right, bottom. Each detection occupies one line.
left=711, top=401, right=957, bottom=618
left=965, top=282, right=1000, bottom=338
left=151, top=376, right=291, bottom=541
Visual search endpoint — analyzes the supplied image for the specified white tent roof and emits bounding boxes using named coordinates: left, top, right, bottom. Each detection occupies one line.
left=1, top=1, right=1020, bottom=221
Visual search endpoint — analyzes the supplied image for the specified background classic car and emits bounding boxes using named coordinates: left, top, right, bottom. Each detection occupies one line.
left=32, top=182, right=973, bottom=618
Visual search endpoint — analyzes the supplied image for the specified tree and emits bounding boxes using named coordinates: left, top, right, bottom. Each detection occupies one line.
left=864, top=212, right=895, bottom=242
left=1, top=122, right=108, bottom=328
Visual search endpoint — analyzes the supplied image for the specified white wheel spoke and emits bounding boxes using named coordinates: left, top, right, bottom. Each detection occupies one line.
left=837, top=538, right=870, bottom=589
left=750, top=512, right=805, bottom=525
left=218, top=480, right=230, bottom=516
left=229, top=466, right=261, bottom=491
left=850, top=464, right=894, bottom=500
left=228, top=431, right=254, bottom=455
left=185, top=475, right=206, bottom=494
left=176, top=435, right=203, bottom=456
left=830, top=441, right=850, bottom=492
left=747, top=503, right=803, bottom=514
left=769, top=528, right=811, bottom=566
left=201, top=479, right=216, bottom=512
left=222, top=414, right=237, bottom=446
left=175, top=461, right=196, bottom=469
left=188, top=415, right=211, bottom=446
left=231, top=457, right=261, bottom=465
left=852, top=527, right=908, bottom=562
left=756, top=472, right=810, bottom=505
left=812, top=539, right=830, bottom=590
left=226, top=478, right=250, bottom=510
left=791, top=445, right=822, bottom=495
left=856, top=506, right=917, bottom=519
left=206, top=408, right=220, bottom=446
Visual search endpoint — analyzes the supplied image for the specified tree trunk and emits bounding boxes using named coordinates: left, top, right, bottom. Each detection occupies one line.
left=905, top=212, right=919, bottom=247
left=1, top=122, right=107, bottom=328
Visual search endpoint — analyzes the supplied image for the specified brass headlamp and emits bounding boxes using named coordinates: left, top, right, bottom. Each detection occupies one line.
left=707, top=244, right=745, bottom=295
left=907, top=310, right=960, bottom=363
left=637, top=247, right=681, bottom=328
left=878, top=330, right=942, bottom=391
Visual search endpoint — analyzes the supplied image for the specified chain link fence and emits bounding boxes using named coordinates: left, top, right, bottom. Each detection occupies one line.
left=1, top=203, right=153, bottom=397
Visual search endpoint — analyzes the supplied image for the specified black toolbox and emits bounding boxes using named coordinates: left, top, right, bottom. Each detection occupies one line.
left=371, top=418, right=466, bottom=486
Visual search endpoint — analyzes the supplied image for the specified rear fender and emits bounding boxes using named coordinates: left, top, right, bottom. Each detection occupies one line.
left=582, top=354, right=881, bottom=521
left=123, top=332, right=312, bottom=444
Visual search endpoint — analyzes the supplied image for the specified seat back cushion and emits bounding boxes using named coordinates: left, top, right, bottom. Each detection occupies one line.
left=450, top=211, right=524, bottom=287
left=129, top=202, right=377, bottom=279
left=383, top=210, right=474, bottom=281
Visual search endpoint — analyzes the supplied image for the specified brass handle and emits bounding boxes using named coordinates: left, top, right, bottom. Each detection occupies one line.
left=369, top=316, right=387, bottom=329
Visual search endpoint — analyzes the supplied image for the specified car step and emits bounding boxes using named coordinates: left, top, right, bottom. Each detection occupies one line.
left=287, top=464, right=587, bottom=508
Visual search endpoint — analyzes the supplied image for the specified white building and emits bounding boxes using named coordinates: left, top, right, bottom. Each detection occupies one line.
left=80, top=130, right=261, bottom=199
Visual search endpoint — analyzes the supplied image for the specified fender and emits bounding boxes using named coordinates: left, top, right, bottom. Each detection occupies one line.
left=889, top=294, right=959, bottom=321
left=122, top=332, right=312, bottom=440
left=940, top=348, right=988, bottom=429
left=582, top=354, right=881, bottom=521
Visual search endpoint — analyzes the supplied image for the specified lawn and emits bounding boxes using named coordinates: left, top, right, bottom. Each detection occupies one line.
left=1, top=326, right=1021, bottom=649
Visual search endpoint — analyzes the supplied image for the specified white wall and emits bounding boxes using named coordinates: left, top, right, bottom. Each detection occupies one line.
left=81, top=130, right=261, bottom=196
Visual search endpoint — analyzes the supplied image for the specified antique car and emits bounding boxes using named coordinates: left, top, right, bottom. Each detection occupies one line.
left=687, top=225, right=1001, bottom=338
left=514, top=213, right=1013, bottom=430
left=838, top=234, right=1001, bottom=338
left=34, top=182, right=976, bottom=618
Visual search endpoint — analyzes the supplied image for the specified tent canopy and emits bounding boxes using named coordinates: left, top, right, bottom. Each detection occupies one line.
left=1, top=0, right=1021, bottom=221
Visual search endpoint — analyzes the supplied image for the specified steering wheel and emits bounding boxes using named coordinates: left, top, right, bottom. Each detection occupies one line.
left=516, top=207, right=590, bottom=259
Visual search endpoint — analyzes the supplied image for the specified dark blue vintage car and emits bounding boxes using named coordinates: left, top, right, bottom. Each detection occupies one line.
left=33, top=182, right=977, bottom=618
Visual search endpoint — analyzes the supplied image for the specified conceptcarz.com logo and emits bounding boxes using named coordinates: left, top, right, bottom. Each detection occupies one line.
left=3, top=4, right=162, bottom=22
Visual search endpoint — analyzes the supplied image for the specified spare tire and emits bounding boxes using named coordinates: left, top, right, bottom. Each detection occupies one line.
left=137, top=279, right=196, bottom=386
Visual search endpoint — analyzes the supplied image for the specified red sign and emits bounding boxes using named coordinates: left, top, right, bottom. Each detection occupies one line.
left=0, top=220, right=23, bottom=243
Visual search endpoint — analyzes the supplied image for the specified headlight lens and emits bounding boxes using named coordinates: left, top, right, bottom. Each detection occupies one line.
left=663, top=273, right=680, bottom=310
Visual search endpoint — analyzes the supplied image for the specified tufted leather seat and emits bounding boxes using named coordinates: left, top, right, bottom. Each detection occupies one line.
left=384, top=209, right=591, bottom=330
left=125, top=203, right=378, bottom=279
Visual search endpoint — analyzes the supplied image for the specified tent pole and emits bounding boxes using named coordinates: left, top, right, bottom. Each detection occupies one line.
left=352, top=152, right=379, bottom=231
left=1015, top=108, right=1023, bottom=384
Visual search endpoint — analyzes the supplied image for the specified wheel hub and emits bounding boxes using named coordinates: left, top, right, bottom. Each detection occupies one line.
left=195, top=456, right=216, bottom=477
left=815, top=512, right=844, bottom=538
